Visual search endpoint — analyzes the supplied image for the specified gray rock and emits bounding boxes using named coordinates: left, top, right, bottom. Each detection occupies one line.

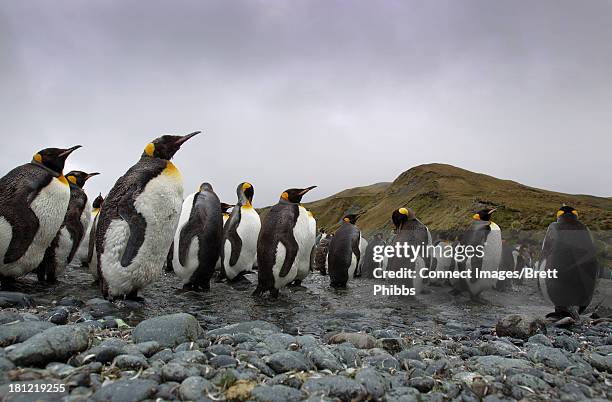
left=328, top=332, right=377, bottom=349
left=302, top=375, right=366, bottom=402
left=47, top=308, right=69, bottom=325
left=362, top=352, right=400, bottom=371
left=553, top=335, right=580, bottom=352
left=266, top=351, right=313, bottom=373
left=149, top=348, right=174, bottom=363
left=377, top=338, right=407, bottom=354
left=508, top=373, right=550, bottom=392
left=526, top=345, right=571, bottom=370
left=206, top=343, right=234, bottom=356
left=479, top=340, right=521, bottom=357
left=84, top=298, right=118, bottom=319
left=0, top=320, right=55, bottom=347
left=495, top=314, right=546, bottom=340
left=355, top=367, right=388, bottom=399
left=46, top=362, right=76, bottom=378
left=383, top=386, right=421, bottom=402
left=408, top=376, right=435, bottom=393
left=132, top=313, right=202, bottom=347
left=7, top=324, right=90, bottom=367
left=161, top=362, right=202, bottom=382
left=206, top=320, right=281, bottom=336
left=470, top=355, right=532, bottom=375
left=302, top=344, right=343, bottom=371
left=0, top=292, right=34, bottom=308
left=527, top=334, right=553, bottom=347
left=251, top=384, right=305, bottom=402
left=172, top=350, right=207, bottom=364
left=263, top=333, right=297, bottom=352
left=330, top=343, right=362, bottom=367
left=586, top=352, right=612, bottom=373
left=113, top=354, right=149, bottom=370
left=93, top=378, right=157, bottom=402
left=175, top=341, right=199, bottom=352
left=0, top=311, right=24, bottom=325
left=209, top=354, right=238, bottom=368
left=155, top=381, right=180, bottom=400
left=132, top=341, right=161, bottom=357
left=179, top=376, right=215, bottom=400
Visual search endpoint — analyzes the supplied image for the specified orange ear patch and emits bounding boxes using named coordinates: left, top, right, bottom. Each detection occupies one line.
left=144, top=143, right=155, bottom=156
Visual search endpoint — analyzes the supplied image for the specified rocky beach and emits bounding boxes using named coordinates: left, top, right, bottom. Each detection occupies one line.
left=0, top=267, right=610, bottom=402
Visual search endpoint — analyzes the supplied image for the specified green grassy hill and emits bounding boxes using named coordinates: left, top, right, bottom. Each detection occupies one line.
left=259, top=163, right=611, bottom=263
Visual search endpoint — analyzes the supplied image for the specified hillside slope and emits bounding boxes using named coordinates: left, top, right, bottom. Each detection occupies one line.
left=296, top=164, right=611, bottom=262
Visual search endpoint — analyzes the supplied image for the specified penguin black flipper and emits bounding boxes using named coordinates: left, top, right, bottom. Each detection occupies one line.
left=0, top=164, right=54, bottom=264
left=118, top=200, right=147, bottom=268
left=279, top=234, right=299, bottom=278
left=225, top=208, right=243, bottom=267
left=351, top=232, right=361, bottom=273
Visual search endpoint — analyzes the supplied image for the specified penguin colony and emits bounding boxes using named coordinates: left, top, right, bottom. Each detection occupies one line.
left=0, top=136, right=601, bottom=322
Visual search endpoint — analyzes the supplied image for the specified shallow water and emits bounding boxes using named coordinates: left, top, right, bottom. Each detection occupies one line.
left=11, top=266, right=611, bottom=337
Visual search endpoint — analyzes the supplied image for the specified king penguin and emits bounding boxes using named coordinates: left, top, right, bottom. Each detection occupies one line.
left=0, top=146, right=81, bottom=286
left=291, top=208, right=317, bottom=286
left=327, top=214, right=362, bottom=288
left=386, top=208, right=432, bottom=294
left=75, top=192, right=103, bottom=268
left=220, top=183, right=261, bottom=281
left=96, top=132, right=200, bottom=301
left=254, top=186, right=317, bottom=297
left=451, top=208, right=502, bottom=302
left=360, top=233, right=385, bottom=279
left=87, top=194, right=104, bottom=282
left=173, top=182, right=223, bottom=291
left=36, top=170, right=99, bottom=282
left=538, top=206, right=599, bottom=321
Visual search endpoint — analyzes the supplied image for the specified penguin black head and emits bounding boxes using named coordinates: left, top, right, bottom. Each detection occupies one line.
left=280, top=186, right=317, bottom=203
left=392, top=207, right=414, bottom=229
left=92, top=193, right=104, bottom=209
left=65, top=171, right=99, bottom=188
left=221, top=202, right=234, bottom=214
left=142, top=131, right=200, bottom=160
left=32, top=145, right=82, bottom=175
left=198, top=182, right=214, bottom=192
left=473, top=208, right=497, bottom=221
left=342, top=214, right=360, bottom=225
left=237, top=182, right=255, bottom=206
left=557, top=205, right=578, bottom=219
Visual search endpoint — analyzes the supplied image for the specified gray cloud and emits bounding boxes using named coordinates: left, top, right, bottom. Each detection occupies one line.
left=1, top=0, right=611, bottom=207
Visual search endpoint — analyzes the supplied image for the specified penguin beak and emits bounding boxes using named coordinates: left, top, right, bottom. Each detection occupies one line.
left=85, top=172, right=100, bottom=181
left=58, top=145, right=82, bottom=158
left=174, top=131, right=201, bottom=146
left=298, top=186, right=317, bottom=196
left=489, top=208, right=497, bottom=214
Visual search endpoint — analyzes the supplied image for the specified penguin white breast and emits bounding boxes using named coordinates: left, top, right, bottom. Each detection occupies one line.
left=0, top=177, right=70, bottom=278
left=102, top=166, right=183, bottom=296
left=54, top=227, right=73, bottom=275
left=295, top=209, right=316, bottom=281
left=172, top=193, right=200, bottom=284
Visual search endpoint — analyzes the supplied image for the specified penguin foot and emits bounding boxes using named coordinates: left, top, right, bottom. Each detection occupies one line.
left=288, top=280, right=302, bottom=287
left=330, top=282, right=347, bottom=289
left=0, top=276, right=17, bottom=290
left=125, top=291, right=145, bottom=303
left=448, top=288, right=462, bottom=296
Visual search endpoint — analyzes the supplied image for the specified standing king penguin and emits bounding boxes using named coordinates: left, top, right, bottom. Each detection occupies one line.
left=96, top=132, right=200, bottom=301
left=75, top=192, right=103, bottom=267
left=87, top=194, right=104, bottom=281
left=0, top=146, right=81, bottom=286
left=36, top=170, right=99, bottom=282
left=173, top=183, right=223, bottom=291
left=451, top=208, right=502, bottom=302
left=254, top=186, right=317, bottom=297
left=387, top=208, right=432, bottom=294
left=538, top=206, right=599, bottom=321
left=328, top=214, right=362, bottom=288
left=220, top=183, right=260, bottom=281
left=291, top=208, right=316, bottom=286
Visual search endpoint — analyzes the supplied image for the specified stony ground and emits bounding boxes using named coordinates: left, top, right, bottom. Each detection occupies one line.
left=0, top=267, right=610, bottom=401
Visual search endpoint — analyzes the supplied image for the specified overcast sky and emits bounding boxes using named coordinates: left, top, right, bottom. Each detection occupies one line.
left=1, top=0, right=611, bottom=206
